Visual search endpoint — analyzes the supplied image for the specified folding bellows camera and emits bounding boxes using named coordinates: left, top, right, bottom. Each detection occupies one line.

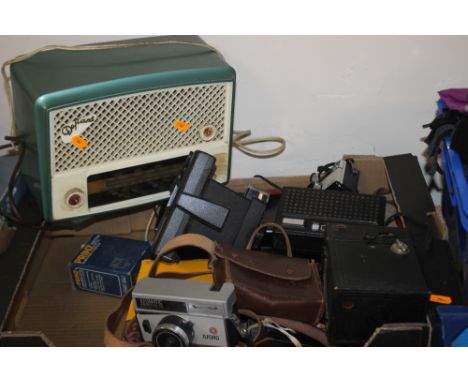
left=10, top=36, right=235, bottom=222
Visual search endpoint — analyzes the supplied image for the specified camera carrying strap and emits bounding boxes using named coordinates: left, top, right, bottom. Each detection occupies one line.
left=104, top=288, right=145, bottom=347
left=150, top=233, right=219, bottom=277
left=246, top=222, right=292, bottom=257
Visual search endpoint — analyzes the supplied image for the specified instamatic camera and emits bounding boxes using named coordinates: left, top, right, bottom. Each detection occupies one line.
left=133, top=278, right=238, bottom=346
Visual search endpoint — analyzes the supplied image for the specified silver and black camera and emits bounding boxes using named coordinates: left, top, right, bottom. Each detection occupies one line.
left=133, top=278, right=238, bottom=346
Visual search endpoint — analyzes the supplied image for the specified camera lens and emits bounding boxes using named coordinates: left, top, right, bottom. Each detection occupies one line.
left=153, top=316, right=194, bottom=347
left=155, top=331, right=184, bottom=347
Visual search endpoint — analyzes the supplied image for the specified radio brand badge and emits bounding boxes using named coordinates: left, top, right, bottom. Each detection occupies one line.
left=60, top=115, right=96, bottom=147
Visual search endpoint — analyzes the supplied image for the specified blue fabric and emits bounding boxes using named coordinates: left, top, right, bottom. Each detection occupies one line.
left=437, top=98, right=448, bottom=115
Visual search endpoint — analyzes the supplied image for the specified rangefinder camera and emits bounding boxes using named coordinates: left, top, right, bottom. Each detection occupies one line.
left=133, top=278, right=238, bottom=346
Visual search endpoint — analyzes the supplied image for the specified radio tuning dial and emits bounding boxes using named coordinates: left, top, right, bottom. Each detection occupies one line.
left=68, top=194, right=81, bottom=206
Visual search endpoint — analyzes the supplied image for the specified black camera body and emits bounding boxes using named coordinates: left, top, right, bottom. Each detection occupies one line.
left=152, top=150, right=268, bottom=257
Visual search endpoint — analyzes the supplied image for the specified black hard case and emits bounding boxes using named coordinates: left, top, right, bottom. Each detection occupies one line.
left=325, top=224, right=430, bottom=346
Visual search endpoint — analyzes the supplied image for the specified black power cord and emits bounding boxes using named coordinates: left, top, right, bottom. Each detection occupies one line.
left=0, top=141, right=44, bottom=228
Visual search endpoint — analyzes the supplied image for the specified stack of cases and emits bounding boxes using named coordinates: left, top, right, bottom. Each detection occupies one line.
left=442, top=138, right=468, bottom=298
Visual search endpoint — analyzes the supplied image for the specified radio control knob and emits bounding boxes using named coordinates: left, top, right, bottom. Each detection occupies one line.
left=65, top=189, right=84, bottom=208
left=200, top=125, right=216, bottom=141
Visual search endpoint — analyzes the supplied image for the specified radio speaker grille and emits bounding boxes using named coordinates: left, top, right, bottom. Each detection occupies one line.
left=51, top=83, right=229, bottom=173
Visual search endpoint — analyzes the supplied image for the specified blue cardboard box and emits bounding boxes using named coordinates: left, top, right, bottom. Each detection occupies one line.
left=69, top=234, right=151, bottom=297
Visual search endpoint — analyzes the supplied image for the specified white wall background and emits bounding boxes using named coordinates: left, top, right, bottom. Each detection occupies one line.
left=1, top=35, right=467, bottom=181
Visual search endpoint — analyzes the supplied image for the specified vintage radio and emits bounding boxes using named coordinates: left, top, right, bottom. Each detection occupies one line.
left=10, top=35, right=235, bottom=221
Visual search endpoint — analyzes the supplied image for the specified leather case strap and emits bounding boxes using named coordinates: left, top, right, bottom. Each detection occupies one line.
left=156, top=233, right=218, bottom=261
left=150, top=233, right=219, bottom=277
left=104, top=288, right=146, bottom=347
left=246, top=222, right=292, bottom=257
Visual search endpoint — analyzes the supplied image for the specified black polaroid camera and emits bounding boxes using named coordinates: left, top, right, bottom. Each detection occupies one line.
left=152, top=150, right=268, bottom=258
